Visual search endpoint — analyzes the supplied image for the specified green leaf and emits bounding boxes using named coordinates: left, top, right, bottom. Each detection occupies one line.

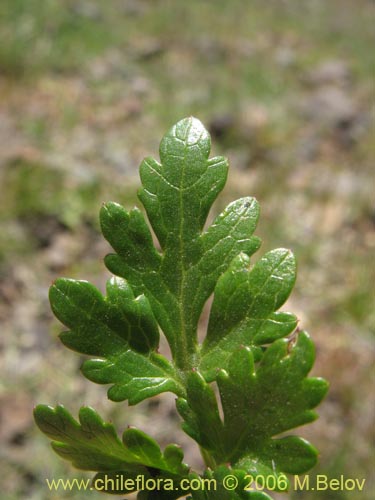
left=34, top=405, right=189, bottom=494
left=176, top=371, right=225, bottom=457
left=101, top=117, right=260, bottom=369
left=200, top=248, right=298, bottom=380
left=38, top=117, right=328, bottom=500
left=49, top=277, right=184, bottom=404
left=179, top=332, right=328, bottom=478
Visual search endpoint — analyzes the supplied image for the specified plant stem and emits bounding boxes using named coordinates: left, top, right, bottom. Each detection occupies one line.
left=199, top=446, right=217, bottom=470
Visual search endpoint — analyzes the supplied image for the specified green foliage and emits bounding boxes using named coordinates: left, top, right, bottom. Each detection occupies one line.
left=35, top=117, right=328, bottom=498
left=50, top=277, right=184, bottom=404
left=179, top=333, right=326, bottom=486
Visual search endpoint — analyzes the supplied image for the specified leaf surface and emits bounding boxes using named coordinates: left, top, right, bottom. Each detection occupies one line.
left=179, top=332, right=328, bottom=483
left=34, top=405, right=189, bottom=498
left=39, top=117, right=328, bottom=500
left=49, top=277, right=184, bottom=404
left=101, top=117, right=261, bottom=369
left=200, top=249, right=298, bottom=380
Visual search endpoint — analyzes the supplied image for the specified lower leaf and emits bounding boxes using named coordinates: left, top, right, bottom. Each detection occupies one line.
left=33, top=405, right=189, bottom=479
left=82, top=351, right=184, bottom=405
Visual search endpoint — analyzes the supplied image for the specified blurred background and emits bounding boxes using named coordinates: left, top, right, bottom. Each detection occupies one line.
left=0, top=1, right=374, bottom=499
